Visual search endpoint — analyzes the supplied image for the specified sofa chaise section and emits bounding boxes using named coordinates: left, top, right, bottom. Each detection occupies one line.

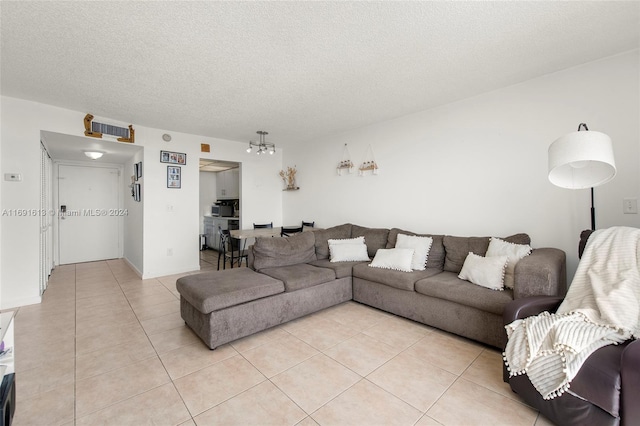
left=178, top=231, right=353, bottom=349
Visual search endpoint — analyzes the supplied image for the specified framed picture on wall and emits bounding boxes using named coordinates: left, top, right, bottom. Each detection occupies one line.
left=135, top=162, right=142, bottom=179
left=160, top=150, right=187, bottom=165
left=167, top=166, right=181, bottom=188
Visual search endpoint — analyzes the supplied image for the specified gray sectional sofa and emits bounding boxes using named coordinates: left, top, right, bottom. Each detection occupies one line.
left=177, top=223, right=566, bottom=350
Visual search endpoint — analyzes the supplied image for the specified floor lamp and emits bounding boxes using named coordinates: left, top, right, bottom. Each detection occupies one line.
left=548, top=123, right=616, bottom=231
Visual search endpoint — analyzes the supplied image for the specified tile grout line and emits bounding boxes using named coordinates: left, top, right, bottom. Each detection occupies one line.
left=73, top=261, right=174, bottom=423
left=109, top=261, right=194, bottom=424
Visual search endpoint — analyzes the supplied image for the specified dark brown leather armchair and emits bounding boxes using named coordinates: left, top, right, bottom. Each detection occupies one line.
left=503, top=296, right=640, bottom=426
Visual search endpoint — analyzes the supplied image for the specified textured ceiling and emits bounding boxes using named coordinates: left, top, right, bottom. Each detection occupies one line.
left=2, top=1, right=639, bottom=149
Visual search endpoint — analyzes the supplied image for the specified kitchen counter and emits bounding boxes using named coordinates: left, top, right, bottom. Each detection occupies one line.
left=203, top=216, right=238, bottom=220
left=204, top=216, right=240, bottom=250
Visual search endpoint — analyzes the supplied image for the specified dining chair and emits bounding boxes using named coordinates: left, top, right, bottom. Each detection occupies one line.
left=302, top=221, right=315, bottom=228
left=281, top=226, right=304, bottom=237
left=217, top=227, right=247, bottom=269
left=253, top=222, right=273, bottom=229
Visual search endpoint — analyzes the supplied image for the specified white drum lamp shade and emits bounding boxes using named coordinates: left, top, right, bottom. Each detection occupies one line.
left=548, top=130, right=616, bottom=189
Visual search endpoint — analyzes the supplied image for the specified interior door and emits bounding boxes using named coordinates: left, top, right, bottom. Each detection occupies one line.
left=58, top=164, right=120, bottom=264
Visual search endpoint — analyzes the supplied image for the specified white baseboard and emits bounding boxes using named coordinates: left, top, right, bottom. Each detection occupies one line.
left=122, top=257, right=143, bottom=278
left=142, top=263, right=201, bottom=280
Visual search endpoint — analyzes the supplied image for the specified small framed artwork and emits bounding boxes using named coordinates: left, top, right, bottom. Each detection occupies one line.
left=134, top=162, right=142, bottom=180
left=133, top=183, right=141, bottom=202
left=167, top=166, right=181, bottom=188
left=160, top=150, right=187, bottom=165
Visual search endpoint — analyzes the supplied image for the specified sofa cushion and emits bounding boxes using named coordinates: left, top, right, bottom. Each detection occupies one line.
left=253, top=231, right=316, bottom=271
left=176, top=269, right=284, bottom=314
left=260, top=263, right=336, bottom=292
left=353, top=262, right=441, bottom=291
left=443, top=233, right=531, bottom=274
left=308, top=259, right=367, bottom=279
left=314, top=223, right=353, bottom=260
left=387, top=228, right=445, bottom=270
left=351, top=225, right=390, bottom=258
left=414, top=271, right=513, bottom=315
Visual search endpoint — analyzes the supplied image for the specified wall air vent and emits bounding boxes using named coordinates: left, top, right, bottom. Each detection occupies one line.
left=83, top=113, right=135, bottom=143
left=91, top=121, right=130, bottom=139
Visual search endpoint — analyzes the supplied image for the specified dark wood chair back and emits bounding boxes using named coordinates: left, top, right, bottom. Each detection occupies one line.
left=253, top=222, right=273, bottom=229
left=217, top=227, right=246, bottom=269
left=281, top=226, right=303, bottom=237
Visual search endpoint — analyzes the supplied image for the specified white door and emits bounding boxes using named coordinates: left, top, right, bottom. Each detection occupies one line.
left=58, top=165, right=120, bottom=264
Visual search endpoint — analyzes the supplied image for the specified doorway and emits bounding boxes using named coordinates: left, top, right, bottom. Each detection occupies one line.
left=57, top=164, right=121, bottom=264
left=199, top=158, right=240, bottom=253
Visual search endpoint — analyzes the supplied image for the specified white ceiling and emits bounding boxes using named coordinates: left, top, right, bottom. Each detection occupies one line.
left=199, top=159, right=239, bottom=173
left=2, top=2, right=639, bottom=150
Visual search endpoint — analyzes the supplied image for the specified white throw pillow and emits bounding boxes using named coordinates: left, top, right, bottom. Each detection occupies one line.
left=369, top=248, right=414, bottom=272
left=485, top=237, right=532, bottom=289
left=395, top=233, right=433, bottom=271
left=458, top=252, right=508, bottom=291
left=328, top=236, right=365, bottom=246
left=328, top=236, right=369, bottom=262
left=329, top=243, right=370, bottom=262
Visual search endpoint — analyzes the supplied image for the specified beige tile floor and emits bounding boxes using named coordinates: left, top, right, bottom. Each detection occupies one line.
left=10, top=249, right=554, bottom=425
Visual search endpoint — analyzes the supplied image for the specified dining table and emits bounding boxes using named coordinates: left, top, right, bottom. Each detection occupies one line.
left=229, top=225, right=320, bottom=240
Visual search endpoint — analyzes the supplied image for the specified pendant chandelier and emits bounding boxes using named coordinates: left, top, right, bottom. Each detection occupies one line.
left=246, top=131, right=275, bottom=155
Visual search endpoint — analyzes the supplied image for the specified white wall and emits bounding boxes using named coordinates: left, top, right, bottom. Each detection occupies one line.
left=283, top=50, right=640, bottom=281
left=0, top=97, right=283, bottom=308
left=123, top=152, right=144, bottom=275
left=1, top=100, right=81, bottom=308
left=0, top=96, right=3, bottom=310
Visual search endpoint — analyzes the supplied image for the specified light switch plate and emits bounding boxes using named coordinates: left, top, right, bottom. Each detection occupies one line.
left=4, top=173, right=22, bottom=182
left=623, top=198, right=638, bottom=214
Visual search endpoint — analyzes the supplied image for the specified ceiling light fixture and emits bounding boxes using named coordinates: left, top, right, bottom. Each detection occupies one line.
left=548, top=123, right=616, bottom=230
left=246, top=131, right=275, bottom=155
left=83, top=150, right=105, bottom=160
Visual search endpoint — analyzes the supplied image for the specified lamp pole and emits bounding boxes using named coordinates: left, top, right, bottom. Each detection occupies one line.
left=577, top=124, right=596, bottom=231
left=590, top=187, right=596, bottom=231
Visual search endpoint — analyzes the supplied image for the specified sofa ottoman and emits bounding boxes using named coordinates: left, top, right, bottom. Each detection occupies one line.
left=177, top=264, right=353, bottom=350
left=177, top=268, right=285, bottom=349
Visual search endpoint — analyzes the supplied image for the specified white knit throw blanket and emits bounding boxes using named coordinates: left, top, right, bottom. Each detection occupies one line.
left=503, top=226, right=640, bottom=400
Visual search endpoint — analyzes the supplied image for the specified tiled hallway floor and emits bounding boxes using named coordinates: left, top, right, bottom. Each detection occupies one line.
left=10, top=252, right=553, bottom=425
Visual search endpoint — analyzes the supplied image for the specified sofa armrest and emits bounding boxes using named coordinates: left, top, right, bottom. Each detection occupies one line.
left=513, top=248, right=566, bottom=299
left=247, top=245, right=256, bottom=270
left=502, top=295, right=563, bottom=382
left=503, top=296, right=563, bottom=325
left=621, top=339, right=640, bottom=425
